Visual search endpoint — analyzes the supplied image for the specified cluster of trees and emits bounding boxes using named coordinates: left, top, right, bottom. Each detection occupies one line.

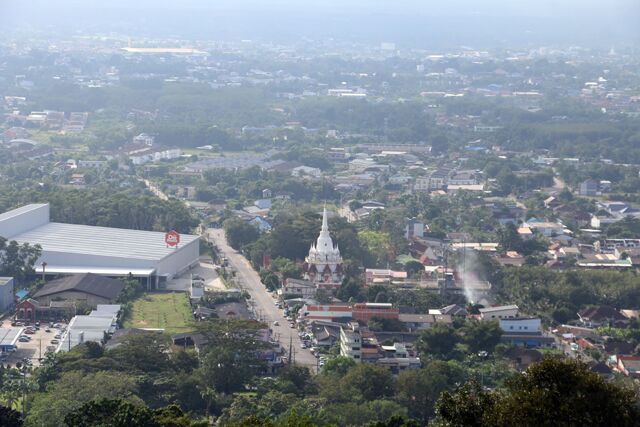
left=0, top=186, right=198, bottom=234
left=491, top=265, right=640, bottom=324
left=497, top=223, right=547, bottom=257
left=196, top=167, right=339, bottom=207
left=417, top=320, right=503, bottom=360
left=396, top=192, right=499, bottom=241
left=17, top=318, right=268, bottom=426
left=433, top=358, right=640, bottom=427
left=231, top=211, right=371, bottom=275
left=0, top=237, right=42, bottom=284
left=498, top=118, right=640, bottom=164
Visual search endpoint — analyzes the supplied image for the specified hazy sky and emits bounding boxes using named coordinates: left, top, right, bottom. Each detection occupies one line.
left=3, top=0, right=639, bottom=48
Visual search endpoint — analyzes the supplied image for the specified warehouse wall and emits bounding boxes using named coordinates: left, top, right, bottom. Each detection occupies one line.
left=156, top=237, right=200, bottom=278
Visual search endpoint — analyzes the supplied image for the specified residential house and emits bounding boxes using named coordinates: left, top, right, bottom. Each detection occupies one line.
left=398, top=313, right=452, bottom=332
left=579, top=179, right=600, bottom=197
left=578, top=306, right=627, bottom=327
left=291, top=166, right=321, bottom=178
left=526, top=221, right=568, bottom=238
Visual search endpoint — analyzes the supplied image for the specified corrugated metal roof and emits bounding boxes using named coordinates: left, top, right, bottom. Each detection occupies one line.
left=0, top=203, right=47, bottom=222
left=13, top=222, right=199, bottom=261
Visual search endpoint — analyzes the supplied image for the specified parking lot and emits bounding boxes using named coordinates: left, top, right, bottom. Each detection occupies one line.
left=0, top=320, right=68, bottom=368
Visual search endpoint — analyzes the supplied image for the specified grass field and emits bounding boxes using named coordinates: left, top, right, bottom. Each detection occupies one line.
left=124, top=292, right=194, bottom=335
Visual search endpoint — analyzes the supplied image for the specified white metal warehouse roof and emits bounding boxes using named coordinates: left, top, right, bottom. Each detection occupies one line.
left=12, top=222, right=199, bottom=261
left=0, top=203, right=47, bottom=222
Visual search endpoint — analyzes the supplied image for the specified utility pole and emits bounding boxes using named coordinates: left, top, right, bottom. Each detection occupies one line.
left=41, top=262, right=47, bottom=282
left=288, top=335, right=292, bottom=365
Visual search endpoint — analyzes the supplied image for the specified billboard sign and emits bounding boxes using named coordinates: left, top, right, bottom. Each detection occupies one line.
left=165, top=230, right=180, bottom=247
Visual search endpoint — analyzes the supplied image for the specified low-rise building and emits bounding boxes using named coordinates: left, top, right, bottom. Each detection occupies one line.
left=32, top=273, right=124, bottom=307
left=479, top=305, right=519, bottom=320
left=280, top=278, right=317, bottom=299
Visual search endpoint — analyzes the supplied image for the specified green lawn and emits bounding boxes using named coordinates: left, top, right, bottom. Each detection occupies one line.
left=124, top=292, right=194, bottom=335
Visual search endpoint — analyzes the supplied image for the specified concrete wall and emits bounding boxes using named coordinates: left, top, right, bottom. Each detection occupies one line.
left=0, top=204, right=49, bottom=238
left=0, top=277, right=14, bottom=312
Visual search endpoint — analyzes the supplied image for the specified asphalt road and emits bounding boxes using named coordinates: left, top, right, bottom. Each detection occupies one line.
left=206, top=228, right=318, bottom=370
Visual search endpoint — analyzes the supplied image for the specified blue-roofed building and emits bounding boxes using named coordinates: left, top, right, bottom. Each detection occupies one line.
left=15, top=289, right=28, bottom=300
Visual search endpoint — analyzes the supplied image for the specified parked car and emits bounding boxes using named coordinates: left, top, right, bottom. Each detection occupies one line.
left=50, top=339, right=60, bottom=345
left=273, top=321, right=279, bottom=326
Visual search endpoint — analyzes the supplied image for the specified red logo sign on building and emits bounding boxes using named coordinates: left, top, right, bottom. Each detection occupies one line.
left=165, top=230, right=180, bottom=247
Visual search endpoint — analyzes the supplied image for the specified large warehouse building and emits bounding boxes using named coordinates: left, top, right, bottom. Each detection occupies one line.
left=0, top=204, right=200, bottom=288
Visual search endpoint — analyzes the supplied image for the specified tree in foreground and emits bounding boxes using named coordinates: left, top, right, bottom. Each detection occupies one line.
left=433, top=357, right=640, bottom=427
left=63, top=398, right=206, bottom=427
left=0, top=405, right=22, bottom=427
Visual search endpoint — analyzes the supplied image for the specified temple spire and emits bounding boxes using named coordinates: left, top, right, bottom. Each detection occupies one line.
left=321, top=206, right=329, bottom=232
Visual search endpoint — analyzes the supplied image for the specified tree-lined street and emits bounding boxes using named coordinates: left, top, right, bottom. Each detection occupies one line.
left=206, top=228, right=318, bottom=370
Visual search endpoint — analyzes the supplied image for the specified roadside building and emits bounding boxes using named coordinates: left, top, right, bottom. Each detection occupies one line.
left=0, top=328, right=25, bottom=352
left=339, top=322, right=362, bottom=361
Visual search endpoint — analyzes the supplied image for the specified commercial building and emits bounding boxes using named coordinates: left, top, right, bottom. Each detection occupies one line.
left=32, top=273, right=124, bottom=307
left=0, top=327, right=24, bottom=352
left=56, top=304, right=120, bottom=353
left=0, top=204, right=199, bottom=288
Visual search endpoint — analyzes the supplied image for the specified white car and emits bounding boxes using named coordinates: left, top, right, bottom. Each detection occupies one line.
left=273, top=321, right=279, bottom=326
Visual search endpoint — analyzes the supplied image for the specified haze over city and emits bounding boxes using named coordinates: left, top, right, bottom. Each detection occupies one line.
left=0, top=1, right=640, bottom=426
